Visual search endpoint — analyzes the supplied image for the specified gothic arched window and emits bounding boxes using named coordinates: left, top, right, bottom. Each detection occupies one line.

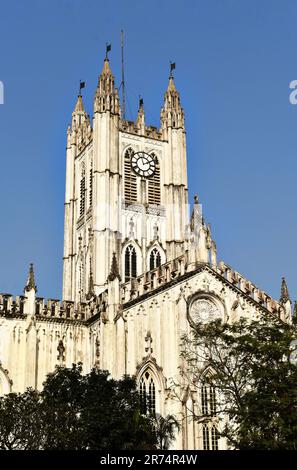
left=201, top=384, right=216, bottom=416
left=202, top=424, right=210, bottom=450
left=201, top=385, right=208, bottom=415
left=202, top=424, right=219, bottom=450
left=139, top=371, right=156, bottom=415
left=149, top=248, right=161, bottom=271
left=201, top=380, right=219, bottom=450
left=124, top=147, right=137, bottom=203
left=211, top=426, right=219, bottom=450
left=125, top=244, right=137, bottom=282
left=80, top=166, right=86, bottom=216
left=148, top=154, right=161, bottom=206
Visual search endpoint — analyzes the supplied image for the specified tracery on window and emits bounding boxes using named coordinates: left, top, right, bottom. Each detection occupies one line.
left=139, top=370, right=156, bottom=415
left=201, top=384, right=216, bottom=416
left=201, top=378, right=219, bottom=450
left=124, top=244, right=137, bottom=282
left=149, top=248, right=161, bottom=271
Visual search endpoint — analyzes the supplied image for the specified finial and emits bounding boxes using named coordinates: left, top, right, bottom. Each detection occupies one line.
left=24, top=263, right=37, bottom=292
left=74, top=94, right=85, bottom=113
left=108, top=252, right=121, bottom=282
left=280, top=276, right=290, bottom=304
left=194, top=194, right=199, bottom=205
left=139, top=95, right=144, bottom=109
left=167, top=66, right=177, bottom=92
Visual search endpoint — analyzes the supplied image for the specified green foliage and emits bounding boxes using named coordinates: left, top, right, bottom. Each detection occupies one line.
left=0, top=389, right=42, bottom=450
left=181, top=314, right=297, bottom=450
left=0, top=366, right=165, bottom=450
left=154, top=414, right=180, bottom=450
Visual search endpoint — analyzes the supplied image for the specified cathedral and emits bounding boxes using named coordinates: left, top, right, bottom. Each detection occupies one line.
left=0, top=52, right=292, bottom=450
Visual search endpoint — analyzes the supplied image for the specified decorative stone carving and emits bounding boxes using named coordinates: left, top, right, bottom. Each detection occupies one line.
left=145, top=331, right=153, bottom=356
left=57, top=339, right=65, bottom=364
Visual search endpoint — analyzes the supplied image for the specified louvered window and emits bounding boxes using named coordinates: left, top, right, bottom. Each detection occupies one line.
left=80, top=167, right=86, bottom=216
left=124, top=147, right=137, bottom=203
left=148, top=154, right=161, bottom=205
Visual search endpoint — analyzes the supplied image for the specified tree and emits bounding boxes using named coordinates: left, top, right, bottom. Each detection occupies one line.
left=39, top=364, right=158, bottom=450
left=0, top=389, right=42, bottom=450
left=0, top=365, right=178, bottom=450
left=153, top=414, right=180, bottom=450
left=40, top=363, right=86, bottom=450
left=180, top=314, right=297, bottom=450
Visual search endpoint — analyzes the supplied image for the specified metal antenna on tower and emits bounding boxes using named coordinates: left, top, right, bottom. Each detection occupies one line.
left=121, top=30, right=126, bottom=120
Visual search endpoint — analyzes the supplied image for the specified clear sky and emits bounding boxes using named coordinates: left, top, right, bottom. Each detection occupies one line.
left=0, top=0, right=296, bottom=302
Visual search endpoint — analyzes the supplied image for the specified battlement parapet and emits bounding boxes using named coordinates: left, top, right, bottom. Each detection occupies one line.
left=120, top=120, right=163, bottom=141
left=0, top=290, right=108, bottom=323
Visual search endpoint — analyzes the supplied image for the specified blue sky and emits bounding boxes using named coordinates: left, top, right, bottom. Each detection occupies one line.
left=0, top=0, right=296, bottom=301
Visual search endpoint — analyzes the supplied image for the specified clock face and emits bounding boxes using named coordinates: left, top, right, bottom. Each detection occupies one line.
left=131, top=152, right=156, bottom=177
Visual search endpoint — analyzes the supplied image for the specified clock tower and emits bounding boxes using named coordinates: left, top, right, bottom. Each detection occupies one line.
left=62, top=55, right=189, bottom=302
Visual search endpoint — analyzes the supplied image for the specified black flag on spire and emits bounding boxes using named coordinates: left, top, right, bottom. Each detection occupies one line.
left=106, top=43, right=112, bottom=59
left=79, top=80, right=85, bottom=95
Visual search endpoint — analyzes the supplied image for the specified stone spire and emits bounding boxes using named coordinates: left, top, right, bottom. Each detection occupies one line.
left=74, top=94, right=84, bottom=113
left=72, top=94, right=86, bottom=126
left=70, top=92, right=92, bottom=150
left=24, top=263, right=37, bottom=293
left=108, top=252, right=121, bottom=282
left=94, top=57, right=120, bottom=114
left=280, top=277, right=290, bottom=304
left=160, top=71, right=184, bottom=130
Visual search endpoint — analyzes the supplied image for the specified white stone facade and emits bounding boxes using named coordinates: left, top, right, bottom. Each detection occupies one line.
left=0, top=55, right=291, bottom=450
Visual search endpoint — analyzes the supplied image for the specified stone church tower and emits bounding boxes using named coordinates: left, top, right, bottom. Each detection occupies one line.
left=62, top=56, right=190, bottom=302
left=0, top=53, right=292, bottom=450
